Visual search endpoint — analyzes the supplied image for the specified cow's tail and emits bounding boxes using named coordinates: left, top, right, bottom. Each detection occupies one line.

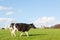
left=14, top=23, right=16, bottom=29
left=14, top=21, right=16, bottom=29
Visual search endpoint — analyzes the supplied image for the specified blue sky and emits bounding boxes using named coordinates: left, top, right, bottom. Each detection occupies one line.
left=0, top=0, right=60, bottom=28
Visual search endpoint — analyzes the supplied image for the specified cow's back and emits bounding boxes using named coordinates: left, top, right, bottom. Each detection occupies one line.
left=16, top=23, right=30, bottom=32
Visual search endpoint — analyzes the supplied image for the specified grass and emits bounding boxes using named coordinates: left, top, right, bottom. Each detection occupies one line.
left=0, top=29, right=60, bottom=40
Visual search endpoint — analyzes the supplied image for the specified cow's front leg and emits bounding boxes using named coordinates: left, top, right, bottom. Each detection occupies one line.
left=25, top=31, right=29, bottom=37
left=20, top=32, right=23, bottom=37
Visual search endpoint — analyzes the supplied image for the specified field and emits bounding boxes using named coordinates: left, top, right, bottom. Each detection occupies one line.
left=0, top=29, right=60, bottom=40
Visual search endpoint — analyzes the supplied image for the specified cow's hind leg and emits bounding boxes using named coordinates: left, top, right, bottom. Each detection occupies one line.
left=11, top=30, right=16, bottom=37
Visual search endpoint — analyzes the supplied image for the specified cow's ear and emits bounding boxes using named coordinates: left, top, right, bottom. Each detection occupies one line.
left=30, top=23, right=33, bottom=25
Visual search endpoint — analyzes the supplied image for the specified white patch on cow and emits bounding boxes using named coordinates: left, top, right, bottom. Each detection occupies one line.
left=11, top=23, right=18, bottom=37
left=25, top=31, right=29, bottom=37
left=13, top=24, right=18, bottom=31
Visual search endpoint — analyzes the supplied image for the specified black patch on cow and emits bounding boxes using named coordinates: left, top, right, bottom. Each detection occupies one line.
left=10, top=23, right=36, bottom=32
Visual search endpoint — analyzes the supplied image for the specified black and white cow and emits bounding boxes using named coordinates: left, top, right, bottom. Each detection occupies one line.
left=9, top=23, right=36, bottom=37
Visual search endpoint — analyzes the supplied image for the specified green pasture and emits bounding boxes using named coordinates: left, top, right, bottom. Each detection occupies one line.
left=0, top=29, right=60, bottom=40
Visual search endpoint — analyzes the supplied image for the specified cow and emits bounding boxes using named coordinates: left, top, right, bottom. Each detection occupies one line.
left=9, top=23, right=36, bottom=37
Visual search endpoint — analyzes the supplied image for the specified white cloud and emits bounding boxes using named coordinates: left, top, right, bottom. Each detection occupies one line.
left=33, top=16, right=55, bottom=28
left=6, top=11, right=14, bottom=15
left=0, top=18, right=15, bottom=22
left=0, top=18, right=16, bottom=28
left=0, top=6, right=12, bottom=10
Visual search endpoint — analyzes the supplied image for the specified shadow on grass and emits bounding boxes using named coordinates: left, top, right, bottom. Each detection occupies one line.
left=29, top=34, right=47, bottom=36
left=23, top=34, right=47, bottom=36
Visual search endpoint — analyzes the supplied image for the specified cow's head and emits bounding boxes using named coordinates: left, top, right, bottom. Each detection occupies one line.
left=29, top=23, right=36, bottom=29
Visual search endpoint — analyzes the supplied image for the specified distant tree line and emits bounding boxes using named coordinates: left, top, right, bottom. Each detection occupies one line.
left=41, top=24, right=60, bottom=29
left=51, top=24, right=60, bottom=28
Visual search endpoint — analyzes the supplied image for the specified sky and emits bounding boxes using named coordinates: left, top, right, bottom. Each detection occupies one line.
left=0, top=0, right=60, bottom=28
